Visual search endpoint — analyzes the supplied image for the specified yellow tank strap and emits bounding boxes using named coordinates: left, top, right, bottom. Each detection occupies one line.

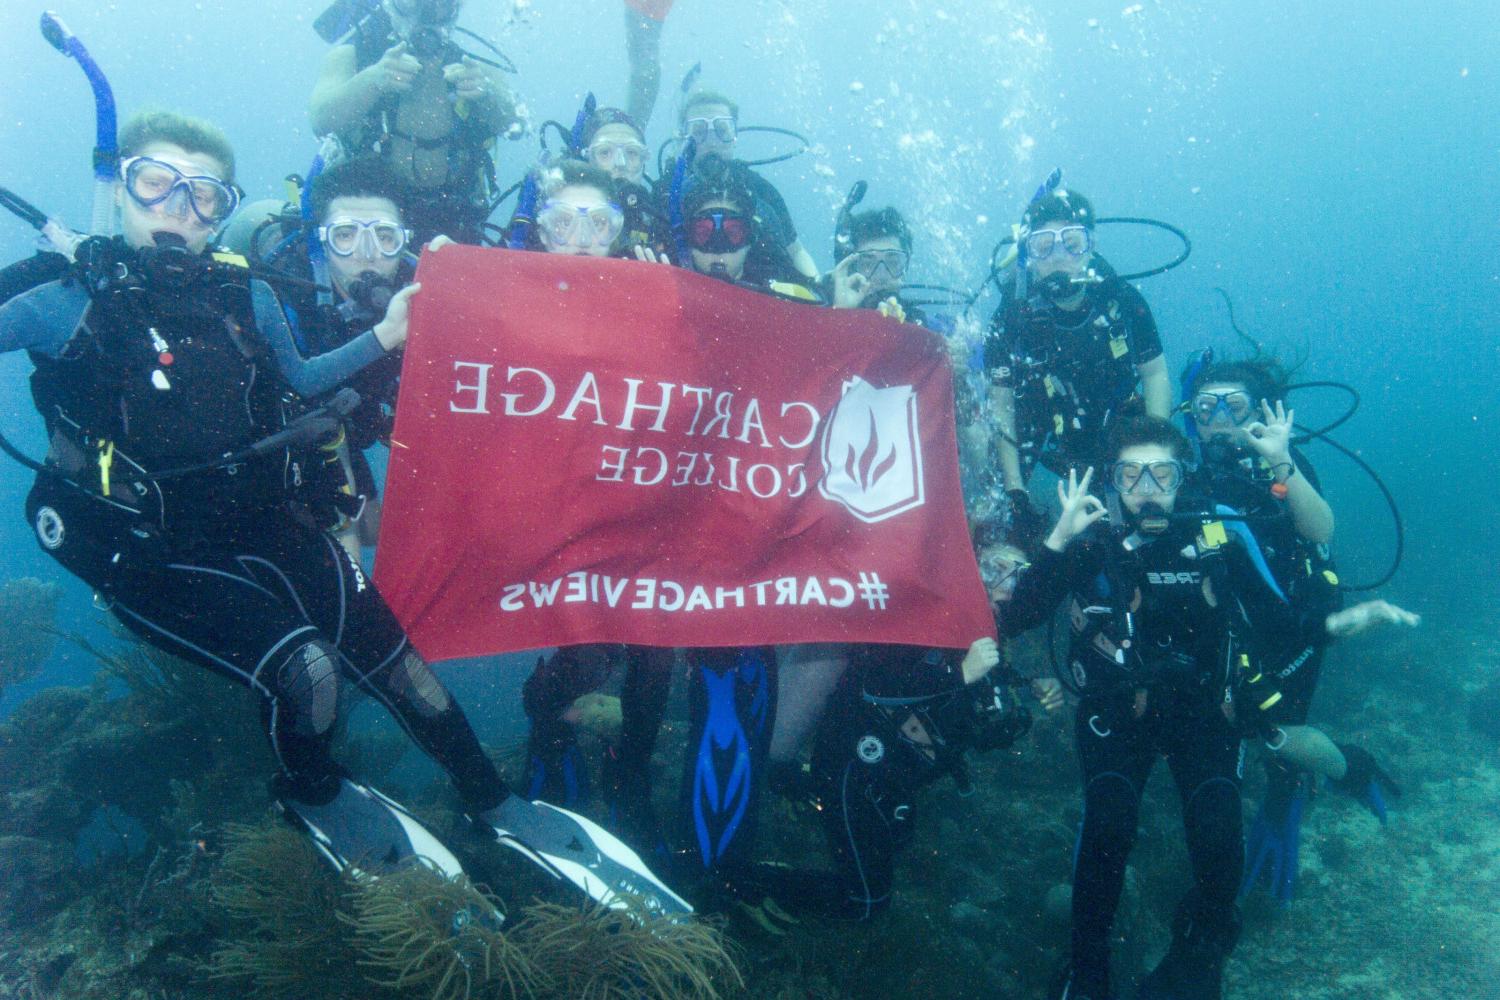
left=97, top=440, right=114, bottom=496
left=1199, top=521, right=1229, bottom=550
left=283, top=175, right=302, bottom=203
left=1322, top=569, right=1339, bottom=586
left=767, top=280, right=819, bottom=302
left=995, top=222, right=1022, bottom=272
left=211, top=251, right=250, bottom=269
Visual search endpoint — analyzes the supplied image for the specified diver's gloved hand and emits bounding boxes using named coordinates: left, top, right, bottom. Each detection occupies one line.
left=473, top=794, right=692, bottom=920
left=1006, top=487, right=1046, bottom=548
left=1239, top=765, right=1310, bottom=907
left=1328, top=744, right=1402, bottom=823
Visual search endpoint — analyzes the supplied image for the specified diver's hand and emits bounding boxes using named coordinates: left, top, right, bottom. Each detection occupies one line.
left=373, top=282, right=420, bottom=351
left=1031, top=677, right=1064, bottom=713
left=632, top=245, right=672, bottom=266
left=829, top=253, right=871, bottom=309
left=876, top=296, right=906, bottom=322
left=961, top=637, right=1001, bottom=685
left=1045, top=467, right=1106, bottom=552
left=444, top=56, right=494, bottom=101
left=1326, top=600, right=1421, bottom=639
left=425, top=234, right=455, bottom=252
left=374, top=42, right=422, bottom=94
left=1243, top=399, right=1295, bottom=468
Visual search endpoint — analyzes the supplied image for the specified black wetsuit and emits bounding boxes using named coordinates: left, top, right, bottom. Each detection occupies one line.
left=0, top=243, right=507, bottom=812
left=985, top=259, right=1162, bottom=480
left=1002, top=511, right=1275, bottom=987
left=277, top=256, right=413, bottom=515
left=1191, top=446, right=1342, bottom=727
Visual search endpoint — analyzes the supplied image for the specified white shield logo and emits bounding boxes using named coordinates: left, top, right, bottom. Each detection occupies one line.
left=817, top=376, right=925, bottom=523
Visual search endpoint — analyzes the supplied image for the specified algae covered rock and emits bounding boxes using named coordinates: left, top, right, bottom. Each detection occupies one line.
left=0, top=576, right=61, bottom=693
left=0, top=833, right=74, bottom=925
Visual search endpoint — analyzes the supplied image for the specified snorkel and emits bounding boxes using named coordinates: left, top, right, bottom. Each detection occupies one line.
left=1014, top=167, right=1062, bottom=303
left=667, top=137, right=698, bottom=264
left=831, top=180, right=867, bottom=264
left=40, top=12, right=117, bottom=237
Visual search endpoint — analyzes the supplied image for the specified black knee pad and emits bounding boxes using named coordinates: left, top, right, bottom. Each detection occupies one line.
left=274, top=638, right=341, bottom=737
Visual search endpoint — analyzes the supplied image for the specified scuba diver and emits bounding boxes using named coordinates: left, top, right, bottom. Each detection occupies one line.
left=510, top=159, right=628, bottom=257
left=607, top=160, right=819, bottom=901
left=1005, top=416, right=1292, bottom=1000
left=0, top=110, right=689, bottom=918
left=510, top=157, right=656, bottom=821
left=308, top=0, right=521, bottom=243
left=668, top=89, right=818, bottom=280
left=268, top=156, right=426, bottom=556
left=985, top=179, right=1172, bottom=549
left=734, top=518, right=1063, bottom=928
left=665, top=157, right=816, bottom=295
left=726, top=637, right=1014, bottom=925
left=579, top=106, right=673, bottom=258
left=826, top=204, right=925, bottom=323
left=1181, top=354, right=1417, bottom=907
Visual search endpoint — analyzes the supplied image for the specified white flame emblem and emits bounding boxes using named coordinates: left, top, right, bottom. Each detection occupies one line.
left=817, top=376, right=925, bottom=523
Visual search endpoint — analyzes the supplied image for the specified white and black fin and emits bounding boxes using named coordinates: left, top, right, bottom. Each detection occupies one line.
left=278, top=778, right=465, bottom=881
left=474, top=797, right=693, bottom=920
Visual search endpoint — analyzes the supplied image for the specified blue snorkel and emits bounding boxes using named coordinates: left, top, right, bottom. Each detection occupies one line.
left=569, top=92, right=597, bottom=156
left=1015, top=166, right=1063, bottom=302
left=1178, top=346, right=1214, bottom=442
left=40, top=11, right=117, bottom=236
left=667, top=137, right=697, bottom=264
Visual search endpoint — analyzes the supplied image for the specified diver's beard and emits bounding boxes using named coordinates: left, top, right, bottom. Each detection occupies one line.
left=706, top=262, right=735, bottom=282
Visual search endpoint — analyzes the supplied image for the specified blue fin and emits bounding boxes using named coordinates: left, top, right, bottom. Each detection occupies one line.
left=1240, top=777, right=1305, bottom=907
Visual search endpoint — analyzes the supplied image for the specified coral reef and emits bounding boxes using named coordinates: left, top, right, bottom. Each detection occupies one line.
left=511, top=899, right=743, bottom=1000
left=1, top=603, right=1496, bottom=998
left=345, top=866, right=538, bottom=1000
left=207, top=819, right=741, bottom=1000
left=0, top=577, right=60, bottom=693
left=209, top=823, right=363, bottom=999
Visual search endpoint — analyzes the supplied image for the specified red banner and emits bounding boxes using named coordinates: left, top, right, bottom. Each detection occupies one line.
left=373, top=247, right=995, bottom=660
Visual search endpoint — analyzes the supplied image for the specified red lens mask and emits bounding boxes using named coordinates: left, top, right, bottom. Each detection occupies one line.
left=687, top=211, right=751, bottom=253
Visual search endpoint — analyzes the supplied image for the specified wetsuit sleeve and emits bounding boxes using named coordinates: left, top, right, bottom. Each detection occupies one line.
left=1119, top=282, right=1162, bottom=365
left=0, top=280, right=90, bottom=359
left=253, top=279, right=386, bottom=397
left=1000, top=542, right=1088, bottom=637
left=746, top=170, right=797, bottom=247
